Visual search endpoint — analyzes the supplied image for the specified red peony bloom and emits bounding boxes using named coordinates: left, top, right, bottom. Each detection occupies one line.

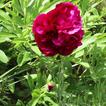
left=47, top=83, right=54, bottom=91
left=32, top=2, right=84, bottom=56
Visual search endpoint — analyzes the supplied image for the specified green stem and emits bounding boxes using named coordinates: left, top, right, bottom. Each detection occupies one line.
left=57, top=56, right=64, bottom=106
left=0, top=65, right=18, bottom=79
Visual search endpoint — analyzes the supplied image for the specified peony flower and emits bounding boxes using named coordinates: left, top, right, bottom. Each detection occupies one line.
left=47, top=83, right=55, bottom=91
left=32, top=2, right=84, bottom=56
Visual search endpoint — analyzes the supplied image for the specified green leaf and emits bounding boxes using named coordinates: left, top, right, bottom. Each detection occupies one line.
left=0, top=32, right=16, bottom=43
left=80, top=0, right=89, bottom=14
left=0, top=3, right=4, bottom=8
left=12, top=0, right=23, bottom=15
left=0, top=10, right=11, bottom=22
left=44, top=96, right=58, bottom=106
left=78, top=62, right=90, bottom=68
left=13, top=16, right=24, bottom=26
left=0, top=50, right=9, bottom=63
left=47, top=74, right=52, bottom=83
left=39, top=0, right=63, bottom=13
left=0, top=99, right=8, bottom=106
left=0, top=1, right=11, bottom=9
left=32, top=89, right=41, bottom=98
left=18, top=0, right=27, bottom=16
left=17, top=52, right=32, bottom=66
left=91, top=0, right=103, bottom=8
left=31, top=46, right=41, bottom=56
left=0, top=32, right=16, bottom=37
left=24, top=74, right=37, bottom=80
left=16, top=99, right=25, bottom=106
left=27, top=0, right=35, bottom=7
left=74, top=50, right=84, bottom=58
left=8, top=83, right=15, bottom=93
left=26, top=73, right=35, bottom=91
left=72, top=33, right=104, bottom=54
left=28, top=89, right=44, bottom=106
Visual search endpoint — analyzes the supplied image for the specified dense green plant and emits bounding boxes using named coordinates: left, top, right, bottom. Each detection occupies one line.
left=0, top=0, right=106, bottom=106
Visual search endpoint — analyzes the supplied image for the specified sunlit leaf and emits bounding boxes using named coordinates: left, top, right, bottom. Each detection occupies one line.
left=0, top=50, right=9, bottom=63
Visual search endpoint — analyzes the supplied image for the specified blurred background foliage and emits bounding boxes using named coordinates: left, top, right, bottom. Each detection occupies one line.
left=0, top=0, right=106, bottom=106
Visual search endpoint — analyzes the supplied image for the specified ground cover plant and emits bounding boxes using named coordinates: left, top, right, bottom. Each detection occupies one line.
left=0, top=0, right=106, bottom=106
